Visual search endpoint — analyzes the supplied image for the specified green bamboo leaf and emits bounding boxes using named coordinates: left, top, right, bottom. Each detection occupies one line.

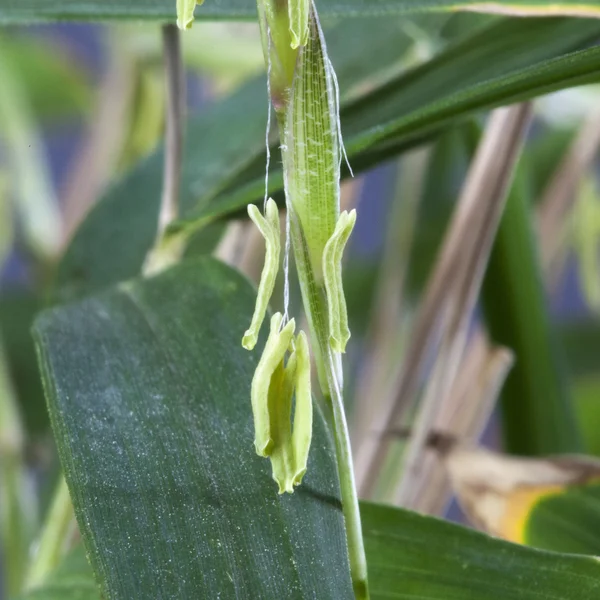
left=13, top=546, right=99, bottom=600
left=482, top=174, right=581, bottom=455
left=55, top=17, right=600, bottom=303
left=0, top=37, right=90, bottom=122
left=573, top=374, right=600, bottom=456
left=525, top=481, right=600, bottom=556
left=3, top=0, right=600, bottom=23
left=34, top=258, right=354, bottom=600
left=361, top=501, right=600, bottom=600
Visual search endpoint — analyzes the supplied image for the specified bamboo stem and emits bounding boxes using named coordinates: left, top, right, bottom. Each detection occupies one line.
left=144, top=24, right=187, bottom=275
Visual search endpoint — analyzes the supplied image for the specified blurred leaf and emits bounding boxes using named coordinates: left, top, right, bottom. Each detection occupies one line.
left=0, top=36, right=90, bottom=121
left=527, top=124, right=575, bottom=201
left=362, top=500, right=600, bottom=599
left=441, top=443, right=600, bottom=557
left=0, top=43, right=62, bottom=258
left=0, top=340, right=34, bottom=597
left=34, top=258, right=354, bottom=599
left=525, top=481, right=600, bottom=555
left=0, top=171, right=12, bottom=266
left=442, top=444, right=600, bottom=552
left=14, top=546, right=98, bottom=600
left=118, top=66, right=165, bottom=170
left=572, top=177, right=600, bottom=312
left=55, top=17, right=600, bottom=303
left=573, top=375, right=600, bottom=457
left=0, top=291, right=47, bottom=435
left=482, top=171, right=581, bottom=455
left=560, top=319, right=600, bottom=378
left=3, top=0, right=600, bottom=23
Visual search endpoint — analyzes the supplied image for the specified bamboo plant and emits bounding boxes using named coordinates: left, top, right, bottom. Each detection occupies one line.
left=2, top=1, right=600, bottom=599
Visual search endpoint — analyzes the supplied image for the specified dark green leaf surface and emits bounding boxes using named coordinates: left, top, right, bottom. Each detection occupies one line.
left=3, top=0, right=600, bottom=23
left=361, top=501, right=600, bottom=600
left=34, top=258, right=353, bottom=600
left=0, top=291, right=47, bottom=434
left=525, top=483, right=600, bottom=556
left=13, top=547, right=98, bottom=600
left=483, top=176, right=581, bottom=455
left=55, top=17, right=600, bottom=304
left=574, top=375, right=600, bottom=456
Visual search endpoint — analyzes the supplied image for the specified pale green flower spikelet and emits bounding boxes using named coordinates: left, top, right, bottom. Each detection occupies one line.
left=290, top=331, right=312, bottom=485
left=251, top=313, right=296, bottom=457
left=288, top=0, right=310, bottom=49
left=283, top=8, right=340, bottom=282
left=249, top=314, right=313, bottom=493
left=242, top=199, right=281, bottom=351
left=176, top=0, right=204, bottom=30
left=323, top=209, right=356, bottom=353
left=251, top=3, right=368, bottom=594
left=243, top=0, right=354, bottom=495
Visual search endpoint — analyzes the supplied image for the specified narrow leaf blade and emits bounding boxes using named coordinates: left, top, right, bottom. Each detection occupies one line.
left=362, top=501, right=600, bottom=600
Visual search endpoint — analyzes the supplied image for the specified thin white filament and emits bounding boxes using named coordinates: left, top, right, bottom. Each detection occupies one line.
left=264, top=31, right=273, bottom=213
left=282, top=201, right=292, bottom=326
left=328, top=56, right=353, bottom=178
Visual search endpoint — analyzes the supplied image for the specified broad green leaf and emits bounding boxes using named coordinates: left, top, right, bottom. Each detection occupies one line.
left=361, top=501, right=600, bottom=599
left=3, top=0, right=600, bottom=23
left=55, top=17, right=600, bottom=304
left=14, top=547, right=98, bottom=600
left=34, top=258, right=354, bottom=599
left=525, top=482, right=600, bottom=555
